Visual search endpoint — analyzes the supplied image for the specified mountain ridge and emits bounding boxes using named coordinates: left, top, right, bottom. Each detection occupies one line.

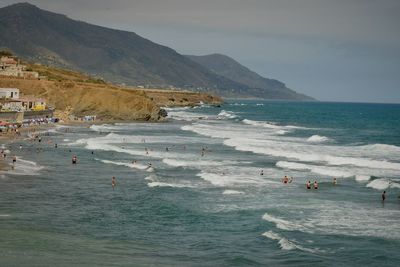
left=0, top=2, right=313, bottom=100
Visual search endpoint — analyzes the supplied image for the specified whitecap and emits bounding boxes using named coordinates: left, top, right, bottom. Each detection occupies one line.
left=366, top=178, right=400, bottom=190
left=262, top=231, right=320, bottom=253
left=222, top=190, right=244, bottom=195
left=307, top=135, right=330, bottom=143
left=147, top=182, right=194, bottom=188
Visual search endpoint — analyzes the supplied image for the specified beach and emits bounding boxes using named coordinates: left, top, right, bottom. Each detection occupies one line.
left=1, top=100, right=399, bottom=266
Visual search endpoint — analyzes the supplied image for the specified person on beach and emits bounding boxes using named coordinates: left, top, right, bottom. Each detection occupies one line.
left=382, top=191, right=386, bottom=202
left=333, top=177, right=337, bottom=185
left=314, top=180, right=319, bottom=189
left=72, top=155, right=77, bottom=164
left=306, top=181, right=311, bottom=189
left=112, top=176, right=116, bottom=190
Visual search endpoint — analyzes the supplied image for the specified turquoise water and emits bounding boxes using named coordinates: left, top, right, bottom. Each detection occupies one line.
left=1, top=100, right=400, bottom=266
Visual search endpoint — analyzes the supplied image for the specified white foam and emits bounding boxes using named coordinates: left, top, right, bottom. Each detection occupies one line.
left=167, top=111, right=211, bottom=121
left=162, top=158, right=235, bottom=168
left=218, top=110, right=238, bottom=119
left=262, top=231, right=319, bottom=253
left=96, top=159, right=150, bottom=171
left=6, top=158, right=44, bottom=176
left=196, top=171, right=266, bottom=187
left=222, top=190, right=244, bottom=195
left=276, top=161, right=353, bottom=178
left=224, top=138, right=400, bottom=171
left=366, top=178, right=400, bottom=190
left=355, top=175, right=371, bottom=182
left=262, top=213, right=313, bottom=232
left=147, top=182, right=194, bottom=188
left=307, top=135, right=330, bottom=143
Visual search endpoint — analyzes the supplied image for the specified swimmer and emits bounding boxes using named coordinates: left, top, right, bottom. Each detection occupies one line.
left=72, top=155, right=77, bottom=164
left=132, top=160, right=137, bottom=164
left=54, top=143, right=58, bottom=148
left=333, top=177, right=337, bottom=185
left=260, top=170, right=264, bottom=176
left=12, top=156, right=16, bottom=165
left=91, top=151, right=94, bottom=155
left=166, top=147, right=169, bottom=152
left=282, top=176, right=289, bottom=184
left=314, top=180, right=318, bottom=189
left=382, top=191, right=386, bottom=202
left=112, top=176, right=116, bottom=190
left=306, top=180, right=311, bottom=189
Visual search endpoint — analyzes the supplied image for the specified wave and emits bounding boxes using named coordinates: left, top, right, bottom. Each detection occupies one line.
left=162, top=158, right=235, bottom=168
left=218, top=110, right=238, bottom=119
left=96, top=159, right=150, bottom=170
left=366, top=178, right=400, bottom=190
left=276, top=161, right=354, bottom=178
left=361, top=143, right=400, bottom=153
left=147, top=182, right=194, bottom=188
left=242, top=119, right=305, bottom=130
left=196, top=171, right=266, bottom=187
left=262, top=231, right=320, bottom=253
left=6, top=158, right=44, bottom=176
left=167, top=111, right=211, bottom=121
left=307, top=135, right=330, bottom=143
left=222, top=190, right=244, bottom=195
left=262, top=213, right=312, bottom=232
left=355, top=175, right=371, bottom=182
left=224, top=138, right=400, bottom=171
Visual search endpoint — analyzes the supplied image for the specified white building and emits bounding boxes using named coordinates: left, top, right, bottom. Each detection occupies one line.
left=0, top=88, right=20, bottom=99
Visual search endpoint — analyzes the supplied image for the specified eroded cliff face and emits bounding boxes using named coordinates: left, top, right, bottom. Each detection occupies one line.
left=0, top=77, right=162, bottom=121
left=0, top=62, right=223, bottom=121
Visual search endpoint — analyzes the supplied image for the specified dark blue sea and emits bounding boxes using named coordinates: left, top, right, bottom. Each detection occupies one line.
left=1, top=100, right=400, bottom=266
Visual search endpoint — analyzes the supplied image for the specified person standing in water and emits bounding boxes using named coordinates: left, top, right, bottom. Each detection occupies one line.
left=112, top=176, right=116, bottom=190
left=12, top=155, right=17, bottom=165
left=333, top=177, right=337, bottom=185
left=260, top=170, right=264, bottom=176
left=314, top=180, right=319, bottom=189
left=382, top=191, right=386, bottom=202
left=306, top=181, right=311, bottom=189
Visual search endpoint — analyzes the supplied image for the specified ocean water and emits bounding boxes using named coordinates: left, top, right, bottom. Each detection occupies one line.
left=1, top=100, right=400, bottom=266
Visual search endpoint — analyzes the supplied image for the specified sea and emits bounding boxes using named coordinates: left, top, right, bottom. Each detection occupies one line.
left=1, top=100, right=400, bottom=266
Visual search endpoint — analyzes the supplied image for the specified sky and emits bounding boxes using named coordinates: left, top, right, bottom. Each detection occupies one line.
left=1, top=0, right=400, bottom=103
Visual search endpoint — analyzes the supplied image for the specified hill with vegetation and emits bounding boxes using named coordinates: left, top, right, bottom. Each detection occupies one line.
left=0, top=62, right=222, bottom=121
left=0, top=3, right=312, bottom=100
left=186, top=54, right=313, bottom=100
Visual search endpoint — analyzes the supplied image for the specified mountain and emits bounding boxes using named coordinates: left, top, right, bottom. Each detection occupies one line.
left=186, top=54, right=313, bottom=100
left=0, top=3, right=312, bottom=100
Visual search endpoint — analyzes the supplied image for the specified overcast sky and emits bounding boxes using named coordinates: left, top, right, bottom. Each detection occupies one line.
left=2, top=0, right=400, bottom=103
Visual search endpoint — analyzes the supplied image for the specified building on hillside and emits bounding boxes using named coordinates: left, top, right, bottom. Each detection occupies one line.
left=0, top=88, right=20, bottom=99
left=19, top=96, right=47, bottom=111
left=0, top=99, right=23, bottom=111
left=0, top=56, right=39, bottom=79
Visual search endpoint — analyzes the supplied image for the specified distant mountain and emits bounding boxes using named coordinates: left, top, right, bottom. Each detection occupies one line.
left=0, top=3, right=312, bottom=100
left=186, top=54, right=313, bottom=100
